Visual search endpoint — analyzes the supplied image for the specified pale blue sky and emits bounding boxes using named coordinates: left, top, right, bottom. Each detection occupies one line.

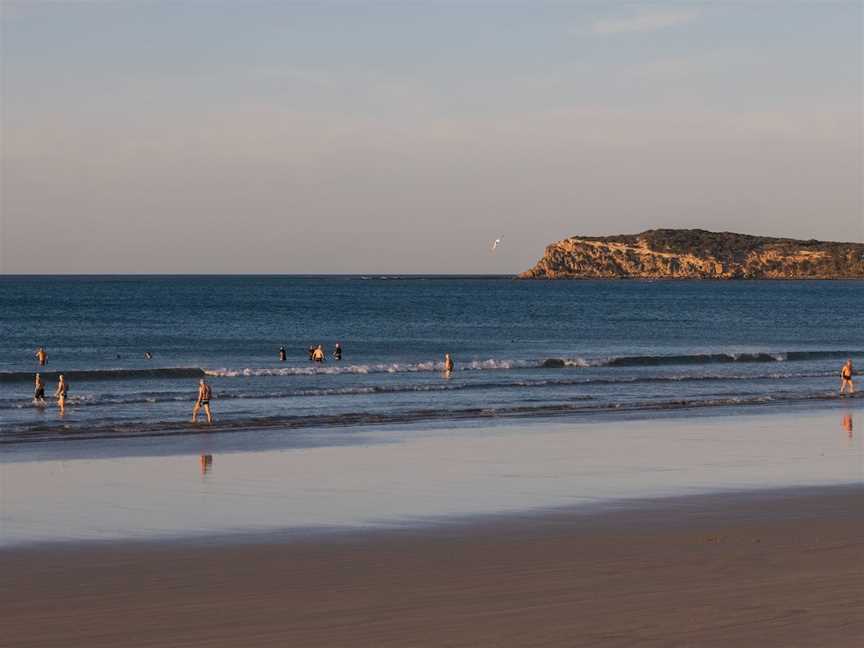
left=2, top=1, right=861, bottom=273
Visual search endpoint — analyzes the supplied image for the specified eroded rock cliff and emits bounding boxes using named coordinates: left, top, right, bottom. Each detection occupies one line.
left=520, top=229, right=864, bottom=279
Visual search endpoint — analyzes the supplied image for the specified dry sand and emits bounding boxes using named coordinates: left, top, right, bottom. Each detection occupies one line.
left=2, top=486, right=862, bottom=647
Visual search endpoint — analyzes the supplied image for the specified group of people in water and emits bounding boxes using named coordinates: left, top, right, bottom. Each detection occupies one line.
left=26, top=345, right=856, bottom=423
left=32, top=372, right=69, bottom=413
left=32, top=347, right=70, bottom=414
left=296, top=343, right=343, bottom=363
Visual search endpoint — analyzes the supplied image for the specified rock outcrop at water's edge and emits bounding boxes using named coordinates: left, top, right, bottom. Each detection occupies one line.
left=519, top=229, right=864, bottom=279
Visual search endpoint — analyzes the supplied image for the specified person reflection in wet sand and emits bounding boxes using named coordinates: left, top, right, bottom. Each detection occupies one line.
left=842, top=413, right=853, bottom=438
left=199, top=454, right=213, bottom=475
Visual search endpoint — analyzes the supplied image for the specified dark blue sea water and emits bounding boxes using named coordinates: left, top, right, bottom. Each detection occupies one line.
left=0, top=276, right=861, bottom=443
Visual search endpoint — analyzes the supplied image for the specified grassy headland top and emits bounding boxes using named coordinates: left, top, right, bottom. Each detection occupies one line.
left=520, top=229, right=864, bottom=279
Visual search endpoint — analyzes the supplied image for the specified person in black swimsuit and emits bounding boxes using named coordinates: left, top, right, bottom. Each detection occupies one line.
left=279, top=346, right=287, bottom=362
left=333, top=343, right=342, bottom=361
left=840, top=359, right=855, bottom=394
left=34, top=373, right=46, bottom=405
left=192, top=378, right=213, bottom=423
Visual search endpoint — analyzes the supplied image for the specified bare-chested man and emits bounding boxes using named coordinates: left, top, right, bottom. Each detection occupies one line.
left=34, top=373, right=46, bottom=406
left=192, top=378, right=213, bottom=423
left=840, top=358, right=855, bottom=394
left=55, top=374, right=69, bottom=413
left=35, top=347, right=47, bottom=367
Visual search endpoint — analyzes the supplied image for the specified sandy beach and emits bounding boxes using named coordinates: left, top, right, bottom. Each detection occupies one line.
left=2, top=485, right=862, bottom=648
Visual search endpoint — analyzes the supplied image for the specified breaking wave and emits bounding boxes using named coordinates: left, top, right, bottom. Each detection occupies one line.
left=0, top=350, right=855, bottom=384
left=208, top=350, right=860, bottom=377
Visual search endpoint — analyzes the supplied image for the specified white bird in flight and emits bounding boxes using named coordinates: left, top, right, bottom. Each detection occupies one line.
left=490, top=237, right=502, bottom=252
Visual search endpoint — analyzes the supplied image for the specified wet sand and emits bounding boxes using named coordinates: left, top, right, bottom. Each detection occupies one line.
left=2, top=485, right=862, bottom=648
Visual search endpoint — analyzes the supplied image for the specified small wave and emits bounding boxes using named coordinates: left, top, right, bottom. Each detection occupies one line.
left=209, top=350, right=859, bottom=377
left=0, top=350, right=856, bottom=384
left=0, top=370, right=840, bottom=410
left=204, top=358, right=533, bottom=378
left=3, top=390, right=859, bottom=444
left=0, top=367, right=205, bottom=383
left=551, top=350, right=860, bottom=368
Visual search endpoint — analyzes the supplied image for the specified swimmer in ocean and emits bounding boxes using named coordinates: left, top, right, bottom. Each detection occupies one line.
left=443, top=353, right=454, bottom=374
left=34, top=373, right=46, bottom=406
left=35, top=346, right=47, bottom=367
left=840, top=358, right=855, bottom=394
left=312, top=345, right=325, bottom=363
left=144, top=351, right=153, bottom=360
left=333, top=343, right=342, bottom=361
left=55, top=374, right=68, bottom=414
left=192, top=378, right=213, bottom=424
left=279, top=346, right=287, bottom=362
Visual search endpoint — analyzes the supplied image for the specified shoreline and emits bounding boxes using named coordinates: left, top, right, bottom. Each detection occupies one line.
left=3, top=390, right=862, bottom=447
left=3, top=484, right=862, bottom=647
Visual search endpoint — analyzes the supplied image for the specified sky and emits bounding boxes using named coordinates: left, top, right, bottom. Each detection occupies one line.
left=1, top=1, right=862, bottom=274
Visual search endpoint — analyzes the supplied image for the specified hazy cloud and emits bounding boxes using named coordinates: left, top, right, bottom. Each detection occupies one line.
left=591, top=9, right=699, bottom=35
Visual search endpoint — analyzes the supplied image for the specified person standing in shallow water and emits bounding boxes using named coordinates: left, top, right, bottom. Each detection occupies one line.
left=55, top=375, right=68, bottom=414
left=34, top=373, right=46, bottom=406
left=192, top=378, right=213, bottom=424
left=279, top=346, right=287, bottom=362
left=840, top=359, right=855, bottom=394
left=35, top=347, right=47, bottom=367
left=443, top=353, right=454, bottom=375
left=333, top=343, right=342, bottom=361
left=312, top=345, right=325, bottom=363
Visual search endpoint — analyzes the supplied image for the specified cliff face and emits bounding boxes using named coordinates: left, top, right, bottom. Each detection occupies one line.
left=520, top=229, right=864, bottom=279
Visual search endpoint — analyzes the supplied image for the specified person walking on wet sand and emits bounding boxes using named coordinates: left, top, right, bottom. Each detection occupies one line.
left=34, top=373, right=46, bottom=406
left=35, top=346, right=47, bottom=367
left=840, top=358, right=855, bottom=394
left=192, top=378, right=213, bottom=424
left=55, top=374, right=69, bottom=413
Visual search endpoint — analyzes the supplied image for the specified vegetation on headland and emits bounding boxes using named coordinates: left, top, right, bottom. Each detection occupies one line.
left=520, top=229, right=864, bottom=279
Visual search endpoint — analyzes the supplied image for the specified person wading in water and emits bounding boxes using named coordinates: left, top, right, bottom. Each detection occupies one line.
left=192, top=378, right=213, bottom=423
left=840, top=358, right=855, bottom=394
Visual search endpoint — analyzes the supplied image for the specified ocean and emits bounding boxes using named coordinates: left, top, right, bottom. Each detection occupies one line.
left=0, top=276, right=861, bottom=444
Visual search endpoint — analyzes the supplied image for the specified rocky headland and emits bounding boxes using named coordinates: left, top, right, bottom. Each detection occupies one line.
left=519, top=229, right=864, bottom=279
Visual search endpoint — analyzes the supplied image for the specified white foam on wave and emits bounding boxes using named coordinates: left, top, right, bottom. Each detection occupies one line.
left=204, top=358, right=534, bottom=378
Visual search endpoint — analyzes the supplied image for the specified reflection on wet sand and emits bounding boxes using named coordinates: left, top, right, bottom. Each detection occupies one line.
left=2, top=409, right=862, bottom=546
left=842, top=413, right=853, bottom=438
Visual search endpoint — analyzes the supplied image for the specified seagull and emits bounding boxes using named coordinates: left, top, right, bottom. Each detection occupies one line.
left=490, top=237, right=502, bottom=252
